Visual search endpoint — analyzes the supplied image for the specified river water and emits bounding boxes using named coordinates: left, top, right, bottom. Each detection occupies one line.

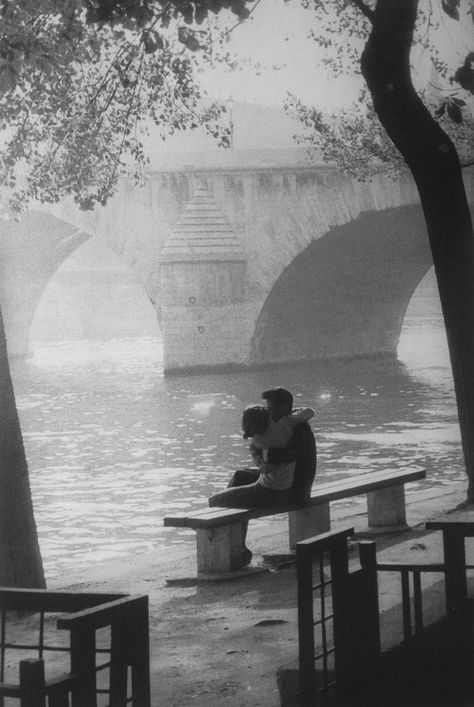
left=10, top=315, right=463, bottom=583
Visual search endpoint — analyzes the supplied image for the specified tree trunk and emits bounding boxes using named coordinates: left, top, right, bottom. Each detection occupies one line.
left=361, top=0, right=474, bottom=501
left=0, top=305, right=45, bottom=586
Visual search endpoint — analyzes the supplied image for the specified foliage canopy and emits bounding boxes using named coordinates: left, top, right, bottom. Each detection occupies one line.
left=0, top=0, right=473, bottom=211
left=284, top=0, right=474, bottom=179
left=0, top=0, right=249, bottom=211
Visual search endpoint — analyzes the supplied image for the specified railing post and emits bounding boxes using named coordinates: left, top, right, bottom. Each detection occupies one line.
left=296, top=542, right=317, bottom=706
left=330, top=535, right=351, bottom=691
left=443, top=532, right=467, bottom=612
left=70, top=625, right=97, bottom=707
left=128, top=597, right=151, bottom=707
left=19, top=659, right=46, bottom=707
left=413, top=570, right=423, bottom=635
left=401, top=569, right=411, bottom=641
left=358, top=541, right=381, bottom=657
left=110, top=619, right=129, bottom=707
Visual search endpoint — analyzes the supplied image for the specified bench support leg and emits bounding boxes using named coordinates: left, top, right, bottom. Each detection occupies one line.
left=288, top=504, right=330, bottom=551
left=367, top=485, right=407, bottom=528
left=196, top=524, right=244, bottom=574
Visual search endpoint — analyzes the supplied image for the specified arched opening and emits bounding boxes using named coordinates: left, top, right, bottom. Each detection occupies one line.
left=398, top=267, right=451, bottom=376
left=0, top=211, right=91, bottom=358
left=29, top=237, right=162, bottom=364
left=250, top=205, right=433, bottom=366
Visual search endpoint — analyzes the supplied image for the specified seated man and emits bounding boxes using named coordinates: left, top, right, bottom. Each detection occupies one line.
left=262, top=387, right=317, bottom=503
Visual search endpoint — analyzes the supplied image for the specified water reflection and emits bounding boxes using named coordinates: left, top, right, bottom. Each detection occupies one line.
left=10, top=318, right=462, bottom=582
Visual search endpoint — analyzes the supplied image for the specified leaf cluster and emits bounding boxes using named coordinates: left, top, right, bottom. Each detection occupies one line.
left=435, top=96, right=466, bottom=123
left=84, top=0, right=250, bottom=28
left=0, top=0, right=253, bottom=212
left=285, top=89, right=406, bottom=181
left=287, top=0, right=474, bottom=180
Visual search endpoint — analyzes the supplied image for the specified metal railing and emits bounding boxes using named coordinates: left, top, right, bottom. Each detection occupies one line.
left=296, top=531, right=451, bottom=704
left=296, top=528, right=380, bottom=706
left=297, top=540, right=335, bottom=704
left=377, top=562, right=446, bottom=642
left=0, top=588, right=150, bottom=707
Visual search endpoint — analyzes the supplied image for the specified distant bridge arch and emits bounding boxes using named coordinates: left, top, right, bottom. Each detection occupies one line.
left=0, top=211, right=91, bottom=357
left=250, top=205, right=433, bottom=365
left=0, top=209, right=161, bottom=358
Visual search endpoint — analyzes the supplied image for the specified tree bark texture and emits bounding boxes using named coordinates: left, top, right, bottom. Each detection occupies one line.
left=361, top=0, right=474, bottom=500
left=0, top=305, right=45, bottom=587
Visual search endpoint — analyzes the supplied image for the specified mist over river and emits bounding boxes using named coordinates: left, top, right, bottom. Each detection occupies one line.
left=8, top=310, right=462, bottom=583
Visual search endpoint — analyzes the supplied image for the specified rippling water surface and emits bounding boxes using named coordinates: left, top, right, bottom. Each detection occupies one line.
left=10, top=316, right=462, bottom=582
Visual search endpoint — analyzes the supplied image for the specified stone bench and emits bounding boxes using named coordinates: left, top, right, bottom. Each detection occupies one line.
left=163, top=468, right=426, bottom=576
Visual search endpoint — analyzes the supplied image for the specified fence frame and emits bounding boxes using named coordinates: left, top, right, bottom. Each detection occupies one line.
left=0, top=588, right=150, bottom=707
left=296, top=527, right=380, bottom=705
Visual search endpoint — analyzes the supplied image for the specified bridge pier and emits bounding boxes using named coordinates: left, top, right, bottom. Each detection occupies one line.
left=158, top=183, right=251, bottom=372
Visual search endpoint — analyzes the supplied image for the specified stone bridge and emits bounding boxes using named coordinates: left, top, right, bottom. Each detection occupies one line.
left=1, top=148, right=473, bottom=372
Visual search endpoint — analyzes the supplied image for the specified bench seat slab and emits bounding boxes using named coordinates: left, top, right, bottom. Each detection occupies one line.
left=164, top=469, right=426, bottom=576
left=196, top=524, right=245, bottom=574
left=288, top=503, right=330, bottom=551
left=367, top=484, right=406, bottom=527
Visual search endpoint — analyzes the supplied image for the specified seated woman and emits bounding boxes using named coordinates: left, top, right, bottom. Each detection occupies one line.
left=209, top=405, right=314, bottom=510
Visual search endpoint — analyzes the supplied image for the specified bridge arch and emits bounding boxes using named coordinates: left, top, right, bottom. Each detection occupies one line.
left=0, top=211, right=93, bottom=357
left=250, top=205, right=434, bottom=365
left=0, top=211, right=161, bottom=358
left=29, top=237, right=161, bottom=352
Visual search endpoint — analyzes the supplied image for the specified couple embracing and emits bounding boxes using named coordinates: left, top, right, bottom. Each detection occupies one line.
left=209, top=387, right=317, bottom=565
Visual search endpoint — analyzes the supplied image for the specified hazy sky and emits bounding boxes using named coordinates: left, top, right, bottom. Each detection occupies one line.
left=146, top=1, right=473, bottom=154
left=199, top=2, right=361, bottom=108
left=198, top=0, right=474, bottom=108
left=145, top=2, right=361, bottom=154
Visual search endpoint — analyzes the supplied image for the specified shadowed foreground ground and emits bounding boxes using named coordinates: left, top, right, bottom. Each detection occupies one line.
left=360, top=607, right=474, bottom=707
left=27, top=480, right=474, bottom=705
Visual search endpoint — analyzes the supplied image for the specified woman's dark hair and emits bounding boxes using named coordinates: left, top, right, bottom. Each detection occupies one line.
left=241, top=405, right=271, bottom=439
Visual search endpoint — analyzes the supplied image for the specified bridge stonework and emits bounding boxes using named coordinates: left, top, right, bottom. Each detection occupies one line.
left=1, top=151, right=473, bottom=371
